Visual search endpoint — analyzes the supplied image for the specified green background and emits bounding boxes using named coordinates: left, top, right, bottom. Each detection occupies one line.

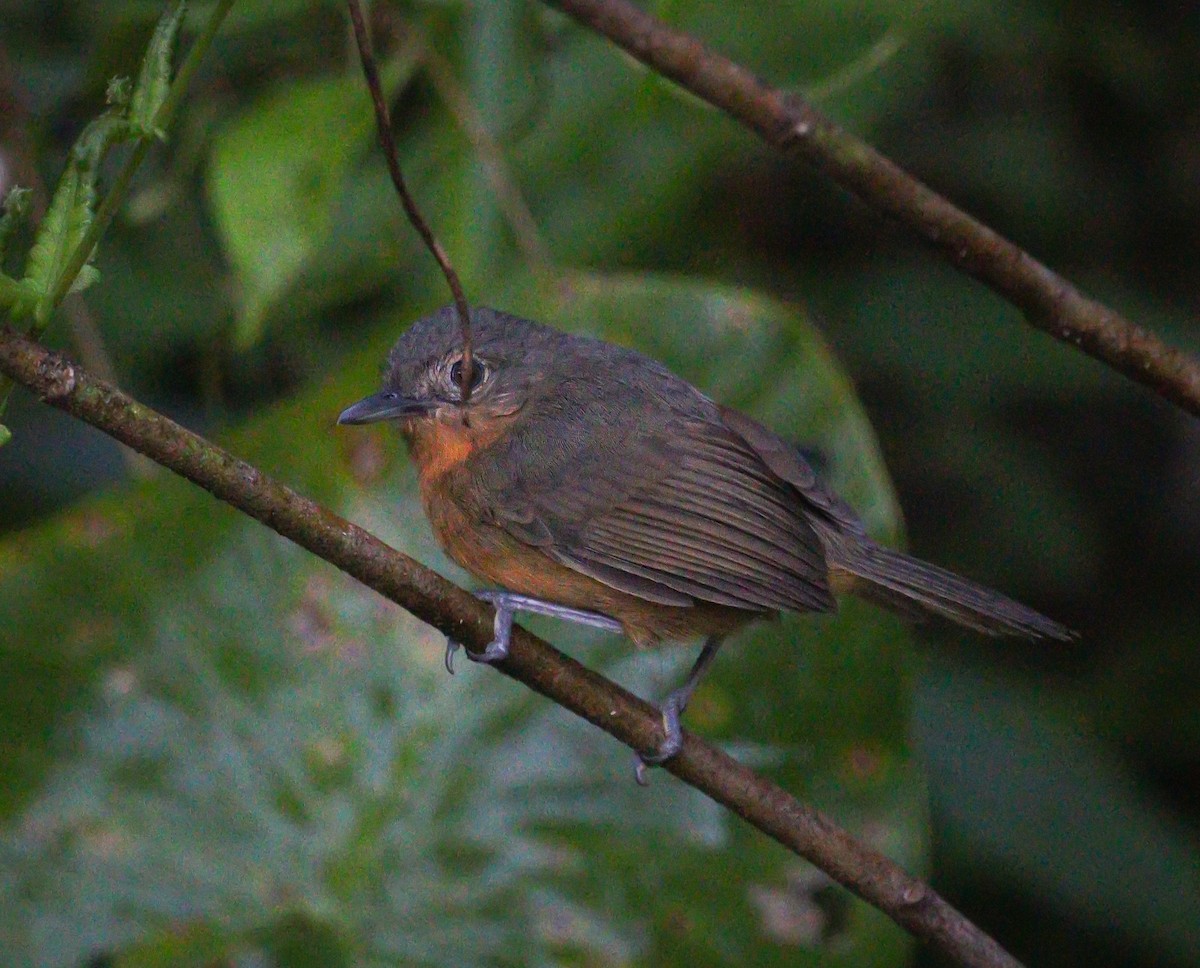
left=2, top=2, right=1199, bottom=965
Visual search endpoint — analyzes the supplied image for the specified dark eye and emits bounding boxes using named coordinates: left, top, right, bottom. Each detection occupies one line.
left=449, top=358, right=485, bottom=391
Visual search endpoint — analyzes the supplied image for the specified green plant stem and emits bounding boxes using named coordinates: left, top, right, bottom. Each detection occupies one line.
left=45, top=0, right=237, bottom=315
left=0, top=325, right=1022, bottom=968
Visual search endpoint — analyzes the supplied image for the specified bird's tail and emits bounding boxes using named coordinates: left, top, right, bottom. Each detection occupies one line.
left=828, top=540, right=1074, bottom=641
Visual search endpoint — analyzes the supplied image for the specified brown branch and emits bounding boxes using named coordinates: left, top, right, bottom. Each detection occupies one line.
left=345, top=1, right=475, bottom=399
left=544, top=0, right=1200, bottom=418
left=0, top=326, right=1023, bottom=968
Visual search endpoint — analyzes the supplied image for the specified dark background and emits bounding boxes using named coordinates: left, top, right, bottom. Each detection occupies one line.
left=2, top=2, right=1198, bottom=966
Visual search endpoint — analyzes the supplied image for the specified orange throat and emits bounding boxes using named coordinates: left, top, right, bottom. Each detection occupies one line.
left=405, top=409, right=512, bottom=486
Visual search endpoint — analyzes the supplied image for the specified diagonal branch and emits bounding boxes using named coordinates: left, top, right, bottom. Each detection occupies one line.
left=0, top=325, right=1022, bottom=968
left=544, top=0, right=1200, bottom=418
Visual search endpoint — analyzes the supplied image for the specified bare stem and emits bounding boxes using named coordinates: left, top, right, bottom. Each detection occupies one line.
left=544, top=0, right=1200, bottom=418
left=345, top=0, right=475, bottom=400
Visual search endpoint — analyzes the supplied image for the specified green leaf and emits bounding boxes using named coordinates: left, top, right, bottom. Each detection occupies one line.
left=106, top=74, right=133, bottom=108
left=129, top=0, right=188, bottom=137
left=73, top=109, right=136, bottom=175
left=17, top=1, right=190, bottom=326
left=0, top=381, right=12, bottom=450
left=0, top=272, right=36, bottom=317
left=206, top=59, right=416, bottom=348
left=22, top=110, right=133, bottom=320
left=0, top=274, right=918, bottom=966
left=22, top=165, right=97, bottom=315
left=0, top=186, right=32, bottom=261
left=67, top=264, right=102, bottom=296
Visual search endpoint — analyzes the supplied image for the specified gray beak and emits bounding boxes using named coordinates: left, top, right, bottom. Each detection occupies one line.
left=337, top=391, right=435, bottom=425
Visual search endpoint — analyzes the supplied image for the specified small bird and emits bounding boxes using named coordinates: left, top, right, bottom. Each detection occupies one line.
left=339, top=306, right=1072, bottom=778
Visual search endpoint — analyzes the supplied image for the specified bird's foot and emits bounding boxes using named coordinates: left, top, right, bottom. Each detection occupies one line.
left=444, top=591, right=514, bottom=673
left=631, top=634, right=725, bottom=785
left=444, top=590, right=622, bottom=673
left=634, top=690, right=687, bottom=786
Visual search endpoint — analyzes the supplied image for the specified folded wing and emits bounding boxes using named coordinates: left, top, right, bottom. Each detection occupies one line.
left=480, top=405, right=834, bottom=615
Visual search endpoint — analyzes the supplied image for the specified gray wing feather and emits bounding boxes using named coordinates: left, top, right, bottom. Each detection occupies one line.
left=482, top=388, right=834, bottom=613
left=719, top=405, right=869, bottom=539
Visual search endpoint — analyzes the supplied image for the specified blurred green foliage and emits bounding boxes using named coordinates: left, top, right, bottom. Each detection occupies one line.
left=2, top=1, right=1199, bottom=966
left=0, top=275, right=922, bottom=967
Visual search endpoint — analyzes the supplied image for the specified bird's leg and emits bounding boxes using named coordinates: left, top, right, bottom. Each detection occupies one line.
left=444, top=590, right=623, bottom=672
left=635, top=634, right=725, bottom=786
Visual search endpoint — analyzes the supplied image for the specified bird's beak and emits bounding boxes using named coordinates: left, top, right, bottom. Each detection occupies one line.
left=337, top=391, right=436, bottom=425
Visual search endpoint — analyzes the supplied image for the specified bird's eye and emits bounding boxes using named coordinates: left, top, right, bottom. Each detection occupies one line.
left=449, top=357, right=485, bottom=392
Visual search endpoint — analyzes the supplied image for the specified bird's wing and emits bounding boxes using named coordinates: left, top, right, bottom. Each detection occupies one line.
left=718, top=406, right=870, bottom=541
left=478, top=405, right=834, bottom=614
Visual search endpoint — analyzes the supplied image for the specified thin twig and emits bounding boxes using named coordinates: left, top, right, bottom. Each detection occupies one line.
left=544, top=0, right=1200, bottom=418
left=345, top=0, right=475, bottom=399
left=0, top=328, right=1024, bottom=968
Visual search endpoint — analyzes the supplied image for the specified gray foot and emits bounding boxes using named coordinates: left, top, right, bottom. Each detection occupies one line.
left=633, top=634, right=726, bottom=785
left=634, top=690, right=688, bottom=786
left=444, top=590, right=622, bottom=673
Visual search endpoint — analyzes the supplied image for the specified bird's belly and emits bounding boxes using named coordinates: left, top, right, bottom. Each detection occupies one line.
left=422, top=484, right=580, bottom=599
left=421, top=487, right=762, bottom=647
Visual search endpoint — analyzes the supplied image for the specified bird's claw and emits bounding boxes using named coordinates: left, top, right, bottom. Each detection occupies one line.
left=443, top=594, right=514, bottom=674
left=633, top=693, right=686, bottom=786
left=443, top=633, right=510, bottom=673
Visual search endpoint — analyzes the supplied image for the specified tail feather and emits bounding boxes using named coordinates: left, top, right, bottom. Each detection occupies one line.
left=832, top=542, right=1074, bottom=641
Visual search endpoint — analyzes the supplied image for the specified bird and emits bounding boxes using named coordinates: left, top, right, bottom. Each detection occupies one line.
left=338, top=305, right=1073, bottom=779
